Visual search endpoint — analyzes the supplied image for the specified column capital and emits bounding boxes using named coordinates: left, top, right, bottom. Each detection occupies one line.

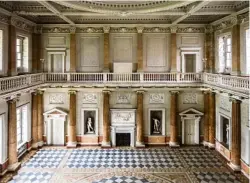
left=37, top=89, right=45, bottom=95
left=136, top=26, right=144, bottom=33
left=170, top=26, right=177, bottom=33
left=205, top=25, right=214, bottom=33
left=69, top=26, right=76, bottom=34
left=170, top=90, right=179, bottom=95
left=136, top=89, right=145, bottom=94
left=68, top=90, right=77, bottom=95
left=229, top=97, right=241, bottom=103
left=103, top=26, right=110, bottom=33
left=102, top=90, right=111, bottom=94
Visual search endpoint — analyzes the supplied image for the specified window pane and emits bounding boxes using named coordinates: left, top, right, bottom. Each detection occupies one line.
left=227, top=45, right=231, bottom=52
left=16, top=45, right=20, bottom=52
left=227, top=38, right=231, bottom=45
left=16, top=39, right=20, bottom=45
left=246, top=29, right=250, bottom=74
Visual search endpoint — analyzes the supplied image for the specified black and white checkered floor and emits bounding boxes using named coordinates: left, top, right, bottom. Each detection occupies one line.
left=7, top=147, right=248, bottom=183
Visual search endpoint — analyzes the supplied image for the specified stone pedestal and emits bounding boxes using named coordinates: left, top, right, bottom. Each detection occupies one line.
left=70, top=33, right=76, bottom=72
left=228, top=99, right=241, bottom=171
left=103, top=27, right=110, bottom=72
left=136, top=91, right=145, bottom=147
left=208, top=92, right=215, bottom=148
left=37, top=90, right=44, bottom=147
left=7, top=99, right=20, bottom=171
left=102, top=91, right=111, bottom=147
left=231, top=24, right=241, bottom=75
left=67, top=90, right=77, bottom=147
left=203, top=91, right=209, bottom=146
left=169, top=91, right=179, bottom=147
left=8, top=25, right=17, bottom=76
left=31, top=92, right=38, bottom=148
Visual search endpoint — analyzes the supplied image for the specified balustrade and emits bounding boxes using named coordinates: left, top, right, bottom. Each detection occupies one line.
left=0, top=72, right=248, bottom=95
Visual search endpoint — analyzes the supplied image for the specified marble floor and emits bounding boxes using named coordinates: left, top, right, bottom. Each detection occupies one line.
left=1, top=147, right=248, bottom=183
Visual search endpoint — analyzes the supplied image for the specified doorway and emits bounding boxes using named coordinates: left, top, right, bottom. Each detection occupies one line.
left=184, top=119, right=195, bottom=145
left=47, top=118, right=65, bottom=145
left=50, top=54, right=64, bottom=73
left=184, top=54, right=196, bottom=73
left=116, top=133, right=130, bottom=146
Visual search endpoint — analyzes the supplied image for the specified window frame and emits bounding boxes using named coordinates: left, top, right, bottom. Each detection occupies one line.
left=0, top=29, right=3, bottom=71
left=245, top=28, right=250, bottom=75
left=218, top=33, right=232, bottom=74
left=16, top=36, right=24, bottom=70
left=16, top=104, right=28, bottom=148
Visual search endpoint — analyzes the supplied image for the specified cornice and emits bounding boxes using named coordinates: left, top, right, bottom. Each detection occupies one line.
left=42, top=27, right=70, bottom=33
left=238, top=12, right=249, bottom=23
left=0, top=14, right=9, bottom=24
left=143, top=27, right=170, bottom=33
left=77, top=27, right=103, bottom=33
left=212, top=16, right=238, bottom=31
left=110, top=27, right=137, bottom=33
left=11, top=17, right=33, bottom=32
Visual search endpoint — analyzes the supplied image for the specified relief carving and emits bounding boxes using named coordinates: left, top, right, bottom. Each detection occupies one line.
left=82, top=93, right=97, bottom=104
left=49, top=93, right=65, bottom=104
left=183, top=93, right=197, bottom=104
left=117, top=93, right=131, bottom=104
left=149, top=93, right=164, bottom=104
left=111, top=111, right=135, bottom=124
left=220, top=96, right=230, bottom=112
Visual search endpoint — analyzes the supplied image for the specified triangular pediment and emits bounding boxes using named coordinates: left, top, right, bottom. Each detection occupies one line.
left=179, top=108, right=203, bottom=116
left=43, top=108, right=68, bottom=116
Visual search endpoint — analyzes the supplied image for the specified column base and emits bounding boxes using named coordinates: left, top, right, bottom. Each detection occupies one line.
left=207, top=142, right=215, bottom=148
left=203, top=141, right=209, bottom=147
left=136, top=141, right=145, bottom=148
left=169, top=141, right=180, bottom=147
left=37, top=141, right=44, bottom=147
left=32, top=142, right=39, bottom=149
left=8, top=162, right=21, bottom=172
left=67, top=141, right=77, bottom=148
left=101, top=141, right=111, bottom=148
left=228, top=162, right=241, bottom=172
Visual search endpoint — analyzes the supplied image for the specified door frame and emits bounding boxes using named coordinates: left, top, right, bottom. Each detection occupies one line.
left=46, top=48, right=66, bottom=73
left=47, top=117, right=65, bottom=145
left=180, top=47, right=201, bottom=73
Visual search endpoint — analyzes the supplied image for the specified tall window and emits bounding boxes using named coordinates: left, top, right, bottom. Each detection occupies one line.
left=16, top=36, right=28, bottom=73
left=0, top=30, right=3, bottom=71
left=17, top=105, right=28, bottom=147
left=0, top=113, right=7, bottom=163
left=246, top=29, right=250, bottom=74
left=218, top=35, right=232, bottom=73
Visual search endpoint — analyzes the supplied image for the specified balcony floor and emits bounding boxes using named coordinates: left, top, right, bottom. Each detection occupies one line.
left=3, top=147, right=248, bottom=183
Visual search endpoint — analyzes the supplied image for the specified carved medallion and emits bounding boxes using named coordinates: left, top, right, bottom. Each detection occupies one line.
left=82, top=93, right=97, bottom=104
left=149, top=93, right=164, bottom=104
left=117, top=93, right=131, bottom=104
left=49, top=93, right=65, bottom=104
left=183, top=93, right=197, bottom=104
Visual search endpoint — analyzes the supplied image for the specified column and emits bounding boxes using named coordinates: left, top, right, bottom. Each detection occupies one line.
left=7, top=99, right=20, bottom=171
left=204, top=25, right=214, bottom=73
left=208, top=92, right=215, bottom=148
left=137, top=27, right=143, bottom=72
left=32, top=31, right=41, bottom=73
left=37, top=90, right=44, bottom=147
left=70, top=27, right=76, bottom=72
left=31, top=92, right=38, bottom=148
left=170, top=27, right=177, bottom=72
left=169, top=91, right=179, bottom=147
left=231, top=18, right=241, bottom=75
left=8, top=24, right=17, bottom=76
left=229, top=98, right=241, bottom=171
left=103, top=27, right=110, bottom=72
left=67, top=90, right=77, bottom=147
left=203, top=91, right=209, bottom=146
left=136, top=91, right=145, bottom=147
left=102, top=90, right=111, bottom=147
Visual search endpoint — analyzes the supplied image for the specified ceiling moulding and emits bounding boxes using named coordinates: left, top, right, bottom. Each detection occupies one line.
left=110, top=27, right=137, bottom=33
left=0, top=14, right=9, bottom=24
left=77, top=27, right=104, bottom=33
left=143, top=27, right=171, bottom=33
left=42, top=27, right=71, bottom=33
left=55, top=1, right=195, bottom=16
left=11, top=17, right=34, bottom=32
left=238, top=12, right=249, bottom=23
left=212, top=16, right=238, bottom=31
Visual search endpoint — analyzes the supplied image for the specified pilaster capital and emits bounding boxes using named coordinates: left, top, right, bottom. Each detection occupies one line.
left=37, top=89, right=45, bottom=95
left=170, top=90, right=179, bottom=95
left=230, top=15, right=239, bottom=26
left=170, top=26, right=178, bottom=33
left=33, top=26, right=43, bottom=34
left=102, top=90, right=111, bottom=94
left=5, top=96, right=18, bottom=103
left=68, top=90, right=77, bottom=95
left=205, top=25, right=213, bottom=33
left=136, top=26, right=144, bottom=33
left=69, top=26, right=76, bottom=34
left=229, top=97, right=242, bottom=103
left=103, top=26, right=110, bottom=33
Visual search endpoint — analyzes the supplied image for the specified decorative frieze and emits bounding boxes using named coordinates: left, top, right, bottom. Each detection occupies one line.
left=49, top=93, right=65, bottom=104
left=111, top=109, right=136, bottom=125
left=43, top=27, right=70, bottom=33
left=149, top=93, right=164, bottom=104
left=143, top=27, right=170, bottom=33
left=183, top=93, right=197, bottom=104
left=238, top=12, right=249, bottom=23
left=177, top=27, right=205, bottom=33
left=77, top=27, right=103, bottom=33
left=82, top=93, right=97, bottom=104
left=213, top=16, right=238, bottom=31
left=0, top=15, right=8, bottom=24
left=10, top=17, right=33, bottom=32
left=110, top=27, right=137, bottom=33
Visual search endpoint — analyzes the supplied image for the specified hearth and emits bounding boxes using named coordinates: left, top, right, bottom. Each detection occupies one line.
left=116, top=133, right=130, bottom=146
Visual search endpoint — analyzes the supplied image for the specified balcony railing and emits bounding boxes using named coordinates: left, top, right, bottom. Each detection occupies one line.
left=0, top=72, right=249, bottom=95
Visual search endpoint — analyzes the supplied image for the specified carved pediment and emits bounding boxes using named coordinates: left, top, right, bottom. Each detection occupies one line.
left=43, top=108, right=68, bottom=116
left=179, top=108, right=203, bottom=116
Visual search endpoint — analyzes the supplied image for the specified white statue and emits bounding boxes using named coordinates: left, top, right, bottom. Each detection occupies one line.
left=87, top=117, right=94, bottom=133
left=226, top=124, right=229, bottom=144
left=153, top=118, right=160, bottom=133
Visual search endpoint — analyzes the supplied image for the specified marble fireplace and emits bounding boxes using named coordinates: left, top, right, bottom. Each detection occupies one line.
left=110, top=109, right=136, bottom=147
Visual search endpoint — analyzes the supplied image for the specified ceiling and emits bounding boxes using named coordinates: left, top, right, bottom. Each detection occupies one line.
left=0, top=1, right=249, bottom=25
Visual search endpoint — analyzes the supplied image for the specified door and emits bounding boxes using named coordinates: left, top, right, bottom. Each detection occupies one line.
left=185, top=54, right=196, bottom=73
left=184, top=119, right=195, bottom=145
left=52, top=118, right=65, bottom=145
left=51, top=54, right=64, bottom=73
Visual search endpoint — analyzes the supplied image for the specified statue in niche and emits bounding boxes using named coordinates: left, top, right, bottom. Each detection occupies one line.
left=153, top=118, right=161, bottom=133
left=87, top=117, right=94, bottom=133
left=226, top=124, right=229, bottom=145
